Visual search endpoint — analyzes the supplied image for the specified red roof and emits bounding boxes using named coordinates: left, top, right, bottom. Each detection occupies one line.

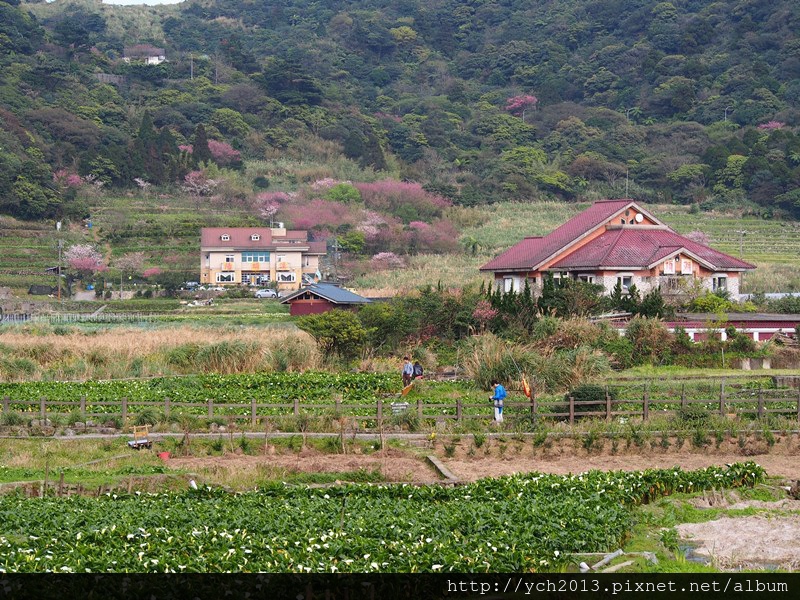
left=201, top=228, right=310, bottom=249
left=551, top=228, right=755, bottom=271
left=480, top=199, right=634, bottom=271
left=480, top=200, right=755, bottom=273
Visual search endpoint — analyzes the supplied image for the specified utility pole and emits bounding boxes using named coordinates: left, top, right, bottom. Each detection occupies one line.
left=56, top=221, right=63, bottom=302
left=724, top=106, right=733, bottom=122
left=735, top=230, right=747, bottom=258
left=190, top=54, right=194, bottom=80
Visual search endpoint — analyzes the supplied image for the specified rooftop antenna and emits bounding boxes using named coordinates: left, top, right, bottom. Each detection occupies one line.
left=625, top=169, right=629, bottom=198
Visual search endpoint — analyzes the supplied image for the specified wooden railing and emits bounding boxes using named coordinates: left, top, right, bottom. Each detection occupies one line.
left=3, top=389, right=800, bottom=426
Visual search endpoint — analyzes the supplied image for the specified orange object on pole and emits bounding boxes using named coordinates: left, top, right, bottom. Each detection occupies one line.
left=521, top=377, right=532, bottom=399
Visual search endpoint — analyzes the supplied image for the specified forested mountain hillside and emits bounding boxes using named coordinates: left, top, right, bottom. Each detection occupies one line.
left=1, top=0, right=799, bottom=223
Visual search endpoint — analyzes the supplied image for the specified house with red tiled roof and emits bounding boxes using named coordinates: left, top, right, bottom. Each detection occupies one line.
left=480, top=199, right=755, bottom=298
left=200, top=225, right=326, bottom=291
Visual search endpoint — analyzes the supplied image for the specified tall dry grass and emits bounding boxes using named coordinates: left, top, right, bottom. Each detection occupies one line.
left=461, top=332, right=610, bottom=393
left=0, top=326, right=320, bottom=381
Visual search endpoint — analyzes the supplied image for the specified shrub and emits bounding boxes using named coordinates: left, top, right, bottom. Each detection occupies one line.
left=625, top=317, right=672, bottom=365
left=0, top=411, right=26, bottom=426
left=135, top=408, right=161, bottom=426
left=677, top=404, right=710, bottom=426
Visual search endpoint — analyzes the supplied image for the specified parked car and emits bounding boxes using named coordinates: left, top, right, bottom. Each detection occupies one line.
left=255, top=288, right=279, bottom=298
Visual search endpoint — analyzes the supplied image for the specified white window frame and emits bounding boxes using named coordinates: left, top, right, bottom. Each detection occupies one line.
left=712, top=274, right=728, bottom=292
left=220, top=234, right=230, bottom=241
left=616, top=274, right=633, bottom=291
left=503, top=277, right=514, bottom=293
left=681, top=259, right=693, bottom=274
left=277, top=271, right=296, bottom=283
left=250, top=234, right=261, bottom=241
left=663, top=259, right=675, bottom=275
left=216, top=272, right=235, bottom=283
left=224, top=254, right=235, bottom=264
left=241, top=252, right=270, bottom=263
left=577, top=274, right=595, bottom=284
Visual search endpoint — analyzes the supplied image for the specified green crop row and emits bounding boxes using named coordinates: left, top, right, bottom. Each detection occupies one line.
left=0, top=372, right=402, bottom=405
left=0, top=463, right=764, bottom=573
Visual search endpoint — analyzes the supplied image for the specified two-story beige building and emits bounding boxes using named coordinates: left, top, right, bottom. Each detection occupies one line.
left=200, top=226, right=327, bottom=292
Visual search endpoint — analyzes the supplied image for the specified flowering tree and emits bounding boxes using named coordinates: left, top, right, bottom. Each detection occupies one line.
left=370, top=252, right=405, bottom=270
left=505, top=94, right=539, bottom=120
left=115, top=252, right=146, bottom=296
left=208, top=139, right=241, bottom=166
left=757, top=121, right=785, bottom=130
left=355, top=180, right=450, bottom=221
left=254, top=191, right=291, bottom=225
left=472, top=300, right=499, bottom=332
left=182, top=171, right=219, bottom=198
left=52, top=169, right=83, bottom=189
left=65, top=244, right=106, bottom=279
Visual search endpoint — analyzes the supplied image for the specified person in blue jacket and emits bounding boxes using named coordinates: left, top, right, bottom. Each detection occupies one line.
left=489, top=380, right=506, bottom=423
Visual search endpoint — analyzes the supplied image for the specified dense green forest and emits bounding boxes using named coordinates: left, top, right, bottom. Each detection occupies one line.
left=1, top=0, right=799, bottom=224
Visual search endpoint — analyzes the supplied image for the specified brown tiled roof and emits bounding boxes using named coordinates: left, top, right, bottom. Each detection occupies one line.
left=201, top=228, right=313, bottom=249
left=480, top=199, right=633, bottom=271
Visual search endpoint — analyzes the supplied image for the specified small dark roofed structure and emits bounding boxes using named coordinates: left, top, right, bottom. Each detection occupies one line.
left=280, top=283, right=371, bottom=316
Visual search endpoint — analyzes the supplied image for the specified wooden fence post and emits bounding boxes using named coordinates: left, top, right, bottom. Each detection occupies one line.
left=530, top=392, right=537, bottom=422
left=293, top=398, right=300, bottom=416
left=40, top=397, right=46, bottom=420
left=797, top=387, right=800, bottom=424
left=681, top=384, right=687, bottom=411
left=80, top=396, right=86, bottom=418
left=456, top=398, right=462, bottom=422
left=164, top=397, right=170, bottom=418
left=417, top=397, right=422, bottom=419
left=719, top=380, right=726, bottom=417
left=377, top=399, right=383, bottom=422
left=643, top=385, right=650, bottom=421
left=251, top=397, right=257, bottom=426
left=569, top=395, right=575, bottom=426
left=121, top=397, right=128, bottom=423
left=605, top=386, right=611, bottom=421
left=757, top=385, right=764, bottom=419
left=2, top=396, right=8, bottom=415
left=207, top=399, right=213, bottom=419
left=335, top=396, right=341, bottom=415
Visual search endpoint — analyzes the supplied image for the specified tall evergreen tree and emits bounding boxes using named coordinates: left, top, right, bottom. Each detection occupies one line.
left=192, top=124, right=212, bottom=166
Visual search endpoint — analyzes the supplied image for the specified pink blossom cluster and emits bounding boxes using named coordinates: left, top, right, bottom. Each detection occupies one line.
left=142, top=267, right=163, bottom=278
left=53, top=169, right=83, bottom=189
left=355, top=180, right=451, bottom=219
left=472, top=300, right=499, bottom=325
left=282, top=199, right=359, bottom=232
left=65, top=244, right=106, bottom=275
left=357, top=211, right=387, bottom=240
left=208, top=139, right=241, bottom=165
left=310, top=178, right=341, bottom=191
left=505, top=94, right=538, bottom=115
left=370, top=252, right=405, bottom=269
left=757, top=121, right=785, bottom=130
left=182, top=171, right=219, bottom=196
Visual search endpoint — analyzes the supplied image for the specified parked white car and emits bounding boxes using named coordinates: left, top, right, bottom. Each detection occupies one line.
left=255, top=288, right=279, bottom=298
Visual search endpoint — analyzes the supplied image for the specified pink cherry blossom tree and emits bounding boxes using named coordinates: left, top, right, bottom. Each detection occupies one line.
left=505, top=94, right=539, bottom=121
left=65, top=244, right=107, bottom=279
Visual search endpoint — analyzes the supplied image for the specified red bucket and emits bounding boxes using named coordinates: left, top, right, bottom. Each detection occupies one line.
left=158, top=452, right=170, bottom=461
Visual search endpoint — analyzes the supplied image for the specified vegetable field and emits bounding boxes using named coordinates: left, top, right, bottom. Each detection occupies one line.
left=0, top=463, right=764, bottom=573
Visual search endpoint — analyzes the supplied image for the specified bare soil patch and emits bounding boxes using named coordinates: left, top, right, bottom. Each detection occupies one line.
left=169, top=446, right=440, bottom=484
left=676, top=515, right=800, bottom=571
